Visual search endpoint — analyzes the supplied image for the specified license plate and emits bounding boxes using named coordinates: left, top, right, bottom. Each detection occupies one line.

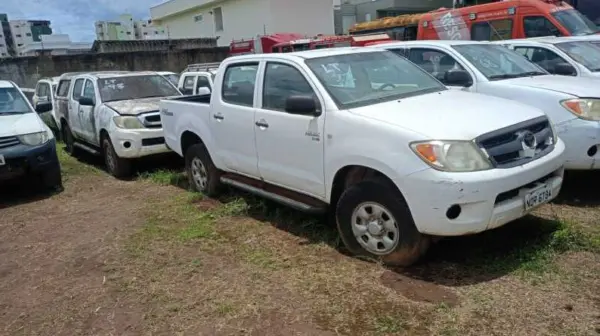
left=0, top=155, right=4, bottom=166
left=524, top=184, right=552, bottom=211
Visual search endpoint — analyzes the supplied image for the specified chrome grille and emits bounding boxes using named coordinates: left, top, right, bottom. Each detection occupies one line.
left=138, top=111, right=162, bottom=128
left=475, top=116, right=554, bottom=168
left=0, top=136, right=20, bottom=149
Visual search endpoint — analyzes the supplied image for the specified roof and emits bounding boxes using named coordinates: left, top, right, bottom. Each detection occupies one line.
left=370, top=40, right=490, bottom=49
left=91, top=71, right=158, bottom=79
left=227, top=47, right=381, bottom=62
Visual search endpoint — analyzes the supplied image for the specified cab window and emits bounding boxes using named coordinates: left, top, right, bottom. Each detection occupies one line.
left=72, top=79, right=84, bottom=100
left=262, top=62, right=317, bottom=111
left=222, top=63, right=258, bottom=106
left=523, top=16, right=562, bottom=37
left=513, top=46, right=570, bottom=74
left=83, top=80, right=96, bottom=100
left=471, top=19, right=513, bottom=41
left=56, top=80, right=70, bottom=97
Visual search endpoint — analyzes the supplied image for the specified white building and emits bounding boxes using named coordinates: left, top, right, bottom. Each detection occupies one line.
left=9, top=19, right=52, bottom=52
left=134, top=20, right=169, bottom=40
left=150, top=0, right=335, bottom=46
left=18, top=34, right=92, bottom=56
left=95, top=14, right=136, bottom=41
left=0, top=32, right=8, bottom=58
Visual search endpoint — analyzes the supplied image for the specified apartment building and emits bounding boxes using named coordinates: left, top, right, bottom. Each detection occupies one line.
left=9, top=19, right=52, bottom=51
left=95, top=14, right=136, bottom=41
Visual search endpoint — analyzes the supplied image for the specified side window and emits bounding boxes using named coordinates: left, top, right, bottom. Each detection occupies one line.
left=35, top=83, right=45, bottom=96
left=82, top=80, right=96, bottom=100
left=471, top=19, right=514, bottom=41
left=56, top=80, right=71, bottom=97
left=262, top=62, right=316, bottom=112
left=524, top=16, right=562, bottom=37
left=408, top=48, right=467, bottom=84
left=196, top=76, right=211, bottom=91
left=72, top=79, right=84, bottom=100
left=222, top=63, right=258, bottom=107
left=514, top=46, right=568, bottom=74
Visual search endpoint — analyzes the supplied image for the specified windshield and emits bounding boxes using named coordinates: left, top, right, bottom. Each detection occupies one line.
left=163, top=74, right=180, bottom=86
left=555, top=41, right=600, bottom=71
left=552, top=9, right=599, bottom=36
left=98, top=75, right=181, bottom=103
left=305, top=51, right=446, bottom=109
left=453, top=44, right=548, bottom=80
left=0, top=87, right=33, bottom=115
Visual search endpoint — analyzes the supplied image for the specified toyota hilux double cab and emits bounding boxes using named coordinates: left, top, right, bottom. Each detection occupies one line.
left=160, top=48, right=566, bottom=266
left=0, top=80, right=62, bottom=191
left=373, top=40, right=600, bottom=170
left=176, top=62, right=220, bottom=95
left=55, top=71, right=182, bottom=178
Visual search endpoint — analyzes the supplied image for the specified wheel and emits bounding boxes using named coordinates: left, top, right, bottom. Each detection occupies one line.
left=61, top=123, right=79, bottom=156
left=185, top=143, right=221, bottom=196
left=39, top=166, right=63, bottom=192
left=335, top=179, right=430, bottom=267
left=102, top=137, right=132, bottom=179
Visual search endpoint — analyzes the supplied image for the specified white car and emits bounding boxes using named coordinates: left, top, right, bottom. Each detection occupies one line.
left=0, top=80, right=62, bottom=190
left=494, top=37, right=600, bottom=78
left=372, top=40, right=600, bottom=170
left=160, top=47, right=565, bottom=266
left=32, top=76, right=60, bottom=135
left=54, top=71, right=182, bottom=178
left=176, top=62, right=220, bottom=95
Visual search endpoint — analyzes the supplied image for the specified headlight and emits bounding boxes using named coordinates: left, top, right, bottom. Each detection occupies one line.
left=18, top=131, right=50, bottom=146
left=410, top=140, right=492, bottom=172
left=561, top=98, right=600, bottom=121
left=113, top=116, right=144, bottom=129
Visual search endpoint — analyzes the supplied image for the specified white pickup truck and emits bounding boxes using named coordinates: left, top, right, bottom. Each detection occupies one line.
left=373, top=40, right=600, bottom=170
left=54, top=71, right=182, bottom=178
left=160, top=48, right=565, bottom=266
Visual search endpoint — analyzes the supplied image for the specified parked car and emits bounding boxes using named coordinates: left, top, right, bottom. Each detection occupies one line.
left=176, top=62, right=220, bottom=95
left=495, top=37, right=600, bottom=78
left=157, top=71, right=180, bottom=87
left=33, top=76, right=61, bottom=137
left=0, top=80, right=62, bottom=190
left=52, top=71, right=182, bottom=178
left=160, top=48, right=565, bottom=266
left=371, top=40, right=600, bottom=170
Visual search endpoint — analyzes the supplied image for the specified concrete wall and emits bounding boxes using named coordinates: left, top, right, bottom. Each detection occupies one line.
left=0, top=47, right=228, bottom=88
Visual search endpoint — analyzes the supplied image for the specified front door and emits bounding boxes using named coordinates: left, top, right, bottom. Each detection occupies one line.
left=254, top=61, right=325, bottom=198
left=79, top=79, right=98, bottom=145
left=211, top=62, right=260, bottom=177
left=69, top=78, right=85, bottom=137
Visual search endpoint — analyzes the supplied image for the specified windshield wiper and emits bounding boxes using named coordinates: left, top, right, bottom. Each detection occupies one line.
left=488, top=71, right=545, bottom=80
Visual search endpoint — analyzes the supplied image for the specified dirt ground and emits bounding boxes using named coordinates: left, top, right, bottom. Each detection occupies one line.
left=0, top=149, right=598, bottom=336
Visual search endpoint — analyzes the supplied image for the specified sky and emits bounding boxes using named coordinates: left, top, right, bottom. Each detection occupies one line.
left=2, top=0, right=163, bottom=42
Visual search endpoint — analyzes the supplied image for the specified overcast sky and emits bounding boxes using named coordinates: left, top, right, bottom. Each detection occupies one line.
left=2, top=0, right=162, bottom=42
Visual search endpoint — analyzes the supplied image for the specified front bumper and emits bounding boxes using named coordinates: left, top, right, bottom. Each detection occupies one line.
left=398, top=139, right=566, bottom=236
left=109, top=127, right=171, bottom=159
left=555, top=118, right=600, bottom=170
left=0, top=139, right=60, bottom=181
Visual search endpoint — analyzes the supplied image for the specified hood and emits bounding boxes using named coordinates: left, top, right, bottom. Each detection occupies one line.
left=0, top=113, right=45, bottom=137
left=349, top=90, right=545, bottom=140
left=497, top=75, right=600, bottom=97
left=104, top=97, right=162, bottom=115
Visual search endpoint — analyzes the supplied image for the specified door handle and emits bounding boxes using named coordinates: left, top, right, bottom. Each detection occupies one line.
left=213, top=113, right=224, bottom=120
left=255, top=120, right=269, bottom=128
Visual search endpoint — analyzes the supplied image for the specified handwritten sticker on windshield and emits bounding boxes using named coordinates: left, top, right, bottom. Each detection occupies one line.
left=103, top=79, right=125, bottom=90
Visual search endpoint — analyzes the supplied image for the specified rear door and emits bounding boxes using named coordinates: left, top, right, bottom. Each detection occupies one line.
left=69, top=78, right=85, bottom=136
left=79, top=79, right=99, bottom=145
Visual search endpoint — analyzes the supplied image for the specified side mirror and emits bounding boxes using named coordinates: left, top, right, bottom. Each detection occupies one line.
left=444, top=69, right=473, bottom=87
left=35, top=102, right=52, bottom=113
left=285, top=95, right=321, bottom=116
left=553, top=62, right=577, bottom=76
left=197, top=87, right=211, bottom=95
left=79, top=97, right=95, bottom=106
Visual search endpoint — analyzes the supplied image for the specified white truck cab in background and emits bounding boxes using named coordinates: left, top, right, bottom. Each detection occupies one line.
left=55, top=71, right=182, bottom=178
left=33, top=76, right=60, bottom=137
left=160, top=48, right=565, bottom=266
left=177, top=62, right=220, bottom=95
left=373, top=40, right=600, bottom=170
left=494, top=37, right=600, bottom=78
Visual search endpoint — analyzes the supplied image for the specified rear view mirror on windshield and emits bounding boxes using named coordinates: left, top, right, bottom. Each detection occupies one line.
left=444, top=69, right=473, bottom=87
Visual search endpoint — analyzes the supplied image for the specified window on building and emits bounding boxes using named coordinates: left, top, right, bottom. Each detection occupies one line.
left=524, top=16, right=562, bottom=37
left=26, top=33, right=31, bottom=36
left=16, top=34, right=21, bottom=37
left=0, top=53, right=5, bottom=56
left=214, top=7, right=224, bottom=31
left=144, top=32, right=148, bottom=35
left=17, top=43, right=23, bottom=47
left=471, top=19, right=514, bottom=41
left=126, top=32, right=131, bottom=35
left=194, top=14, right=203, bottom=22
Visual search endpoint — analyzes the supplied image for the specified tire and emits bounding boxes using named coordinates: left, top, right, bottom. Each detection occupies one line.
left=61, top=123, right=79, bottom=156
left=185, top=143, right=221, bottom=196
left=102, top=137, right=132, bottom=179
left=39, top=165, right=63, bottom=192
left=335, top=179, right=430, bottom=267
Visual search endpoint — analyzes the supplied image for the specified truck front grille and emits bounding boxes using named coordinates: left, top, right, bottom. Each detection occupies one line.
left=475, top=116, right=554, bottom=168
left=0, top=136, right=20, bottom=149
